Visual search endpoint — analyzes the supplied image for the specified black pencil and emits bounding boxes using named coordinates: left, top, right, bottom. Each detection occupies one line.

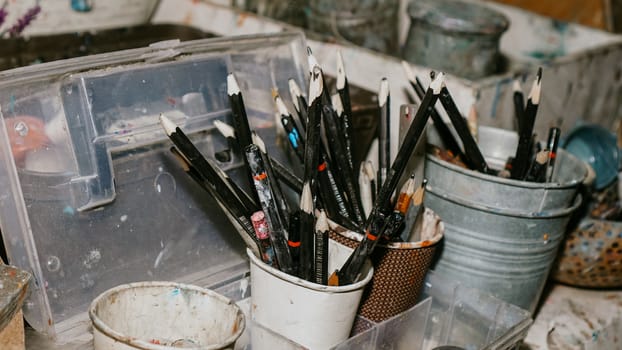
left=252, top=131, right=291, bottom=228
left=228, top=73, right=261, bottom=204
left=512, top=68, right=542, bottom=180
left=513, top=78, right=525, bottom=134
left=328, top=72, right=445, bottom=286
left=317, top=154, right=349, bottom=220
left=307, top=47, right=332, bottom=108
left=299, top=182, right=315, bottom=281
left=208, top=157, right=258, bottom=215
left=245, top=144, right=294, bottom=274
left=437, top=77, right=489, bottom=174
left=331, top=93, right=354, bottom=171
left=323, top=104, right=365, bottom=224
left=303, top=66, right=324, bottom=191
left=406, top=178, right=427, bottom=242
left=289, top=78, right=308, bottom=131
left=276, top=94, right=305, bottom=162
left=378, top=78, right=391, bottom=189
left=337, top=50, right=354, bottom=169
left=314, top=209, right=329, bottom=285
left=161, top=117, right=257, bottom=250
left=402, top=61, right=466, bottom=163
left=364, top=160, right=377, bottom=203
left=288, top=210, right=301, bottom=275
left=546, top=127, right=561, bottom=182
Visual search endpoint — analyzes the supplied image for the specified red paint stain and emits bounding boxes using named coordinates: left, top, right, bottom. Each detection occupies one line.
left=149, top=339, right=162, bottom=345
left=166, top=97, right=176, bottom=106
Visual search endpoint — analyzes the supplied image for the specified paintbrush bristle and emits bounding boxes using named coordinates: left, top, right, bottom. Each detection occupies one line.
left=378, top=78, right=389, bottom=107
left=227, top=73, right=241, bottom=96
left=213, top=120, right=236, bottom=139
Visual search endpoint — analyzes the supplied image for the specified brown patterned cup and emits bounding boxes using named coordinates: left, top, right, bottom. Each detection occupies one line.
left=329, top=208, right=444, bottom=330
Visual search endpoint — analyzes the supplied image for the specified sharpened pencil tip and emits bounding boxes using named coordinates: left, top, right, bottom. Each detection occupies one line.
left=300, top=182, right=313, bottom=214
left=327, top=271, right=339, bottom=286
left=227, top=74, right=240, bottom=96
left=331, top=93, right=344, bottom=116
left=513, top=79, right=522, bottom=93
left=337, top=50, right=346, bottom=89
left=251, top=131, right=266, bottom=153
left=528, top=71, right=542, bottom=105
left=378, top=78, right=389, bottom=107
left=308, top=66, right=323, bottom=106
left=307, top=47, right=319, bottom=73
left=213, top=120, right=236, bottom=139
left=275, top=95, right=289, bottom=116
left=316, top=210, right=329, bottom=232
left=159, top=114, right=177, bottom=136
left=401, top=61, right=416, bottom=84
left=430, top=72, right=445, bottom=94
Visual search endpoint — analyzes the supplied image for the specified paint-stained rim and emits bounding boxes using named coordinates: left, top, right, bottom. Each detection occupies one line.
left=426, top=185, right=583, bottom=219
left=246, top=246, right=374, bottom=293
left=88, top=281, right=245, bottom=350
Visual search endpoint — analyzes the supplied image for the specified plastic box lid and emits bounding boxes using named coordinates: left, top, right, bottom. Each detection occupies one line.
left=0, top=31, right=308, bottom=337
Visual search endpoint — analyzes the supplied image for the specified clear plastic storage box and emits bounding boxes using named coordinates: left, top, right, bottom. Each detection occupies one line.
left=0, top=32, right=308, bottom=337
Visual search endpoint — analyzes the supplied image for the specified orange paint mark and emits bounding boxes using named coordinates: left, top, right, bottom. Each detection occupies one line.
left=317, top=161, right=327, bottom=171
left=288, top=240, right=301, bottom=247
left=149, top=339, right=162, bottom=345
left=366, top=231, right=378, bottom=241
left=253, top=173, right=267, bottom=181
left=6, top=116, right=50, bottom=167
left=420, top=240, right=432, bottom=247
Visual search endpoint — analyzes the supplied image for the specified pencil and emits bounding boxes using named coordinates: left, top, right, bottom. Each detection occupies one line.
left=288, top=210, right=301, bottom=275
left=245, top=143, right=294, bottom=274
left=251, top=210, right=279, bottom=269
left=513, top=78, right=525, bottom=134
left=307, top=47, right=332, bottom=107
left=512, top=68, right=542, bottom=180
left=208, top=157, right=258, bottom=215
left=162, top=118, right=258, bottom=251
left=288, top=78, right=308, bottom=131
left=406, top=178, right=427, bottom=242
left=328, top=72, right=445, bottom=286
left=303, top=66, right=324, bottom=191
left=331, top=93, right=354, bottom=171
left=323, top=104, right=365, bottom=224
left=359, top=163, right=373, bottom=219
left=437, top=78, right=489, bottom=174
left=314, top=209, right=329, bottom=285
left=546, top=127, right=560, bottom=182
left=378, top=78, right=391, bottom=189
left=252, top=131, right=291, bottom=227
left=317, top=154, right=350, bottom=219
left=336, top=50, right=354, bottom=169
left=382, top=175, right=415, bottom=241
left=402, top=61, right=466, bottom=163
left=299, top=182, right=315, bottom=281
left=467, top=104, right=478, bottom=142
left=228, top=73, right=260, bottom=204
left=364, top=160, right=377, bottom=203
left=276, top=94, right=305, bottom=162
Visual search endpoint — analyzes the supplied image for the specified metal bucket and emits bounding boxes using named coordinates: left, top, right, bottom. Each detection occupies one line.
left=425, top=126, right=587, bottom=212
left=403, top=0, right=509, bottom=80
left=426, top=189, right=582, bottom=313
left=306, top=0, right=399, bottom=54
left=424, top=126, right=586, bottom=313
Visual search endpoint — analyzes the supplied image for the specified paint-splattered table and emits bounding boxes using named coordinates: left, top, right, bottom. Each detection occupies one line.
left=523, top=283, right=622, bottom=349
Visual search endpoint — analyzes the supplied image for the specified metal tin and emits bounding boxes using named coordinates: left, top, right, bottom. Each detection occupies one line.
left=427, top=189, right=582, bottom=313
left=425, top=126, right=587, bottom=212
left=403, top=0, right=509, bottom=79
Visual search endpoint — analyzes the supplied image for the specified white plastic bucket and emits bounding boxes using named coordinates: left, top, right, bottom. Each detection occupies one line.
left=247, top=239, right=374, bottom=349
left=89, top=281, right=245, bottom=350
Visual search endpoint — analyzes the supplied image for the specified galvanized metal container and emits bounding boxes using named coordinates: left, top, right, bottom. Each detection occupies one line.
left=425, top=126, right=587, bottom=212
left=424, top=126, right=586, bottom=313
left=403, top=0, right=509, bottom=79
left=426, top=188, right=582, bottom=313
